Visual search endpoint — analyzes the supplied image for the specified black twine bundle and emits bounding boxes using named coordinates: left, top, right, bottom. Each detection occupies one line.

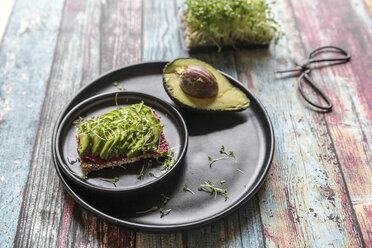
left=276, top=46, right=351, bottom=112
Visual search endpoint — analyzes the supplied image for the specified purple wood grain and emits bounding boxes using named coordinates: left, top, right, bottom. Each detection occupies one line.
left=290, top=0, right=372, bottom=245
left=100, top=0, right=142, bottom=73
left=234, top=0, right=369, bottom=246
left=6, top=0, right=370, bottom=246
left=13, top=0, right=142, bottom=247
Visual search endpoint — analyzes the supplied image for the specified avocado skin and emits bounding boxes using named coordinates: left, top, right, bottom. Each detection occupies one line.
left=162, top=58, right=250, bottom=112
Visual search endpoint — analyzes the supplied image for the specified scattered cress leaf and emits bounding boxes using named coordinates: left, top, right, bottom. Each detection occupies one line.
left=208, top=155, right=229, bottom=167
left=160, top=208, right=172, bottom=218
left=136, top=206, right=159, bottom=214
left=137, top=164, right=145, bottom=180
left=161, top=193, right=170, bottom=205
left=183, top=184, right=195, bottom=194
left=219, top=145, right=237, bottom=162
left=100, top=177, right=119, bottom=183
left=198, top=180, right=228, bottom=200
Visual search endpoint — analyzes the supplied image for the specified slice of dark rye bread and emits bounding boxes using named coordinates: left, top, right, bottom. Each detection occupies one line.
left=79, top=130, right=169, bottom=174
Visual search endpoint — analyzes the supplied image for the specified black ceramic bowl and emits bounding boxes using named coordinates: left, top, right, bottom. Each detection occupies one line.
left=55, top=91, right=188, bottom=195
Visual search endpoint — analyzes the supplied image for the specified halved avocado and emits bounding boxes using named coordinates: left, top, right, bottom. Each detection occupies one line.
left=162, top=58, right=250, bottom=112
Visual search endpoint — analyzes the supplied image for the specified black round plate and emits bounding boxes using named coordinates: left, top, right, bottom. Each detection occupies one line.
left=51, top=61, right=274, bottom=231
left=55, top=92, right=188, bottom=194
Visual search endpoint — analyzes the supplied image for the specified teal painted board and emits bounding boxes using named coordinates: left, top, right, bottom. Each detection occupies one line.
left=142, top=0, right=188, bottom=61
left=13, top=0, right=102, bottom=246
left=0, top=0, right=65, bottom=247
left=13, top=0, right=141, bottom=247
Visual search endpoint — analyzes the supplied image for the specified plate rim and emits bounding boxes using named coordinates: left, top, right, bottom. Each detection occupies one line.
left=51, top=60, right=275, bottom=231
left=55, top=91, right=189, bottom=194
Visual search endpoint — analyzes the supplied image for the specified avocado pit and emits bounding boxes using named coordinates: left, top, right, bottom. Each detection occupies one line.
left=180, top=65, right=218, bottom=98
left=162, top=58, right=250, bottom=112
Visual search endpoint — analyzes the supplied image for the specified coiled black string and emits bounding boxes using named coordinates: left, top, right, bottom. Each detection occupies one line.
left=276, top=46, right=351, bottom=112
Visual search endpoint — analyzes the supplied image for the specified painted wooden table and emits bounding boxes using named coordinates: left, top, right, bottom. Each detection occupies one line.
left=1, top=0, right=371, bottom=247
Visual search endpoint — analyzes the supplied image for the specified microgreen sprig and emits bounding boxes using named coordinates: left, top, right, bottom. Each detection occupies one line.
left=149, top=172, right=160, bottom=178
left=99, top=177, right=119, bottom=187
left=100, top=177, right=119, bottom=183
left=137, top=164, right=145, bottom=180
left=136, top=206, right=159, bottom=214
left=73, top=116, right=84, bottom=124
left=161, top=149, right=177, bottom=171
left=208, top=155, right=229, bottom=167
left=72, top=172, right=88, bottom=180
left=183, top=184, right=195, bottom=194
left=220, top=145, right=237, bottom=162
left=198, top=180, right=228, bottom=200
left=160, top=208, right=172, bottom=218
left=161, top=193, right=170, bottom=205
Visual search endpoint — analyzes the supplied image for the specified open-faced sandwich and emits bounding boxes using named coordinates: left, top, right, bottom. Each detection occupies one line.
left=75, top=102, right=169, bottom=174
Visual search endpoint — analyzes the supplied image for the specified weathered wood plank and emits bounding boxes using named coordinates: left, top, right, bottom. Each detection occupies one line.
left=142, top=0, right=188, bottom=62
left=188, top=52, right=263, bottom=248
left=0, top=0, right=65, bottom=247
left=14, top=0, right=102, bottom=246
left=289, top=0, right=372, bottom=246
left=234, top=0, right=365, bottom=246
left=138, top=1, right=186, bottom=246
left=365, top=0, right=372, bottom=14
left=0, top=0, right=15, bottom=46
left=13, top=0, right=141, bottom=247
left=139, top=0, right=264, bottom=247
left=100, top=0, right=142, bottom=73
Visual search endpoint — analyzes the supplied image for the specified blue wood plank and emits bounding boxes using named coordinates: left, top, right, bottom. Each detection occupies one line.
left=0, top=0, right=65, bottom=246
left=142, top=0, right=188, bottom=61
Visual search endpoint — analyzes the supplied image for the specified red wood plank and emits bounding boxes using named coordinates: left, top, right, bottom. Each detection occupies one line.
left=100, top=0, right=142, bottom=72
left=290, top=0, right=372, bottom=246
left=235, top=0, right=368, bottom=246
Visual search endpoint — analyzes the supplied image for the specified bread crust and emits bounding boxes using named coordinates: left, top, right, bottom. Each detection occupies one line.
left=80, top=152, right=163, bottom=174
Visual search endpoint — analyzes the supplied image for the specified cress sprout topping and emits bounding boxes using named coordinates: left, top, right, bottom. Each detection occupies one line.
left=183, top=0, right=283, bottom=51
left=75, top=102, right=162, bottom=160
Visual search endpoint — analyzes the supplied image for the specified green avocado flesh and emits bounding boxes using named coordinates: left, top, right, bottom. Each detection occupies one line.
left=76, top=102, right=162, bottom=159
left=163, top=58, right=250, bottom=111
